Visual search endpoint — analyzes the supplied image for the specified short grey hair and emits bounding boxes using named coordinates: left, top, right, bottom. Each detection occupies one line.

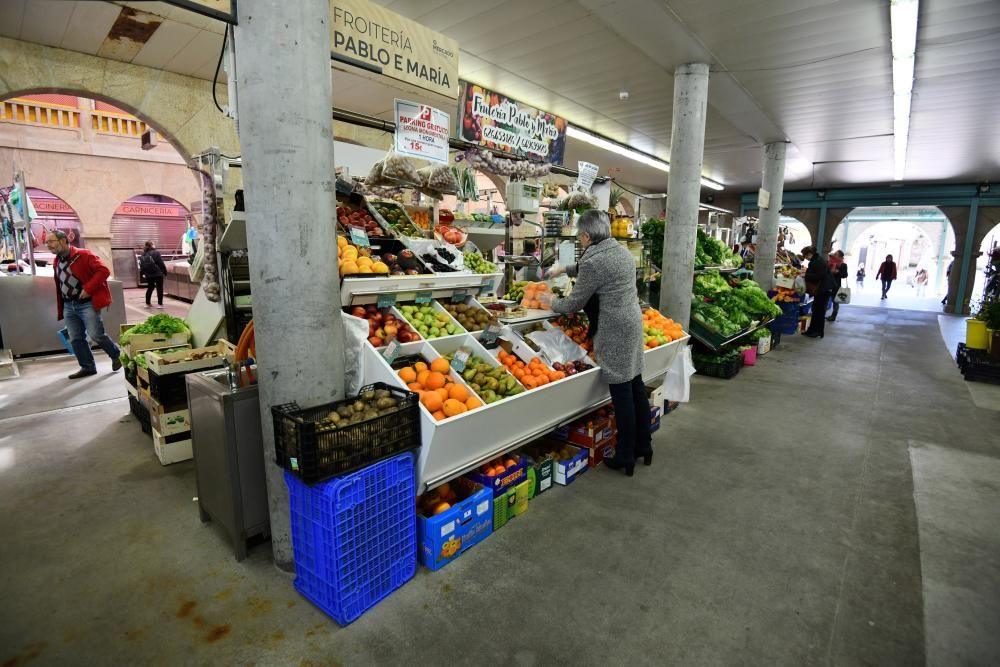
left=49, top=229, right=69, bottom=241
left=577, top=210, right=611, bottom=243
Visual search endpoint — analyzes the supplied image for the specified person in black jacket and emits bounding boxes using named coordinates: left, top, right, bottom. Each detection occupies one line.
left=801, top=246, right=832, bottom=338
left=827, top=250, right=849, bottom=322
left=140, top=240, right=168, bottom=308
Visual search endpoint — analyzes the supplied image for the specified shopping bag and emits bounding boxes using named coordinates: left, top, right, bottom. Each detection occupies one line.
left=835, top=287, right=851, bottom=304
left=342, top=314, right=369, bottom=396
left=662, top=344, right=696, bottom=403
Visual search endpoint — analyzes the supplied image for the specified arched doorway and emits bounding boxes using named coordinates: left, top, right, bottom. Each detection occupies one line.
left=971, top=222, right=1000, bottom=303
left=778, top=217, right=812, bottom=254
left=111, top=195, right=192, bottom=287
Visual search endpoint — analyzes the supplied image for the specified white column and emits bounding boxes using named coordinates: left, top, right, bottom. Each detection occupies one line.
left=234, top=0, right=346, bottom=569
left=753, top=142, right=788, bottom=290
left=660, top=63, right=710, bottom=324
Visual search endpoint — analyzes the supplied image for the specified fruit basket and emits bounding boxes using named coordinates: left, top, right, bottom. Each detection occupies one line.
left=272, top=382, right=420, bottom=484
left=336, top=195, right=391, bottom=240
left=434, top=224, right=468, bottom=248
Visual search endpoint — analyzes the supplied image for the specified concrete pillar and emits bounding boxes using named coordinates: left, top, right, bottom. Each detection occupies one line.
left=660, top=63, right=710, bottom=323
left=234, top=0, right=346, bottom=569
left=752, top=142, right=787, bottom=290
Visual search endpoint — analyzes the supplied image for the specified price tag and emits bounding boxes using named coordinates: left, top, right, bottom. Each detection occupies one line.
left=415, top=291, right=432, bottom=304
left=451, top=290, right=468, bottom=303
left=482, top=279, right=495, bottom=293
left=349, top=226, right=370, bottom=247
left=480, top=320, right=502, bottom=345
left=377, top=293, right=396, bottom=309
left=381, top=338, right=401, bottom=365
left=450, top=347, right=471, bottom=373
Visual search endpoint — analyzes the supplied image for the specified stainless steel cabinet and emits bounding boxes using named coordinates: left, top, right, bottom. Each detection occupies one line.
left=187, top=369, right=269, bottom=560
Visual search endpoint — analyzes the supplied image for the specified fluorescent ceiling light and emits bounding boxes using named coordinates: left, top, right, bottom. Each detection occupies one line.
left=566, top=125, right=725, bottom=190
left=890, top=0, right=919, bottom=181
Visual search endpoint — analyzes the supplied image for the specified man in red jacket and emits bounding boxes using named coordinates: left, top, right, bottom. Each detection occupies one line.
left=46, top=230, right=122, bottom=379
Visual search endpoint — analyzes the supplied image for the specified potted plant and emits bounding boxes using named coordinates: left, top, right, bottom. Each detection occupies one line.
left=975, top=301, right=1000, bottom=359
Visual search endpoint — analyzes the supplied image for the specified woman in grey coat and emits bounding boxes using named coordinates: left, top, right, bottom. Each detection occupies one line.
left=548, top=210, right=649, bottom=476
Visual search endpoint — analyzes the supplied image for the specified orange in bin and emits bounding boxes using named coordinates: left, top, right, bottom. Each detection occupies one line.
left=520, top=282, right=552, bottom=310
left=497, top=351, right=564, bottom=390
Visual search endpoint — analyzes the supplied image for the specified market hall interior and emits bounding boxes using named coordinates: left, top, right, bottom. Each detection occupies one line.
left=2, top=304, right=998, bottom=665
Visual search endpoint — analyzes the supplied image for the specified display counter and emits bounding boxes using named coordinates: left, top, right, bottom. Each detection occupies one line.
left=0, top=274, right=126, bottom=356
left=164, top=260, right=199, bottom=302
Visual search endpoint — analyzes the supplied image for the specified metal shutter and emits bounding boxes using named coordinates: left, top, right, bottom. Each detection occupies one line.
left=110, top=216, right=187, bottom=254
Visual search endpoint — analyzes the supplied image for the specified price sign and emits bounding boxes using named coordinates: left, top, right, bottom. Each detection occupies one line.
left=349, top=226, right=370, bottom=247
left=450, top=346, right=471, bottom=373
left=415, top=291, right=433, bottom=304
left=377, top=293, right=396, bottom=309
left=451, top=290, right=468, bottom=303
left=480, top=320, right=502, bottom=346
left=394, top=100, right=450, bottom=164
left=381, top=338, right=402, bottom=365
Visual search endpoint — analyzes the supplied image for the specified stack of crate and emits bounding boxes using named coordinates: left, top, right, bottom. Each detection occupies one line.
left=123, top=325, right=192, bottom=441
left=141, top=342, right=231, bottom=465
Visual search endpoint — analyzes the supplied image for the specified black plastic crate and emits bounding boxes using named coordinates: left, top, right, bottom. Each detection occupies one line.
left=130, top=395, right=152, bottom=433
left=273, top=383, right=420, bottom=485
left=694, top=355, right=743, bottom=379
left=148, top=371, right=189, bottom=410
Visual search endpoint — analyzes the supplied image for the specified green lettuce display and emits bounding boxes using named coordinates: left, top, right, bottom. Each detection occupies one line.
left=119, top=314, right=189, bottom=346
left=691, top=272, right=779, bottom=337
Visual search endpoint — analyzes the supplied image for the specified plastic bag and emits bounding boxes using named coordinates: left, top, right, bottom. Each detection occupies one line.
left=835, top=287, right=851, bottom=304
left=417, top=164, right=459, bottom=193
left=342, top=314, right=370, bottom=396
left=381, top=151, right=420, bottom=185
left=662, top=344, right=695, bottom=402
left=526, top=323, right=588, bottom=364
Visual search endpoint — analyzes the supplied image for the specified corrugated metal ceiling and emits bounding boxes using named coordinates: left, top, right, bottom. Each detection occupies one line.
left=2, top=0, right=998, bottom=192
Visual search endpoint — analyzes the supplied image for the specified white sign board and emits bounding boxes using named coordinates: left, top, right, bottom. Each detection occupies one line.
left=394, top=99, right=450, bottom=164
left=757, top=188, right=771, bottom=209
left=575, top=161, right=600, bottom=192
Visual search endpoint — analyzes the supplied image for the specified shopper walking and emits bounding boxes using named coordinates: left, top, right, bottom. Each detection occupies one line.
left=942, top=261, right=953, bottom=305
left=876, top=255, right=898, bottom=299
left=548, top=210, right=648, bottom=477
left=915, top=268, right=929, bottom=297
left=856, top=266, right=866, bottom=289
left=46, top=230, right=122, bottom=379
left=827, top=250, right=848, bottom=322
left=801, top=246, right=832, bottom=338
left=140, top=240, right=168, bottom=308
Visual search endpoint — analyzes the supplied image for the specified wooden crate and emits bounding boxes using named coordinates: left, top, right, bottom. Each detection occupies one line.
left=145, top=341, right=232, bottom=376
left=120, top=324, right=191, bottom=357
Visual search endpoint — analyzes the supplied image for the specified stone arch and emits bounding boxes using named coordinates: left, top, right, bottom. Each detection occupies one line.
left=0, top=37, right=239, bottom=160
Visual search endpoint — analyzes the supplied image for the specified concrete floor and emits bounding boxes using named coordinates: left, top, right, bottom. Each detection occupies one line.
left=2, top=307, right=999, bottom=666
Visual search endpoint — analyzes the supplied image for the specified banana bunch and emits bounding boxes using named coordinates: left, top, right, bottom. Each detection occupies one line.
left=504, top=280, right=529, bottom=302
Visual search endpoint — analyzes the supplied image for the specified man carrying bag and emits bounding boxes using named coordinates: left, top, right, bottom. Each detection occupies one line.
left=828, top=250, right=850, bottom=321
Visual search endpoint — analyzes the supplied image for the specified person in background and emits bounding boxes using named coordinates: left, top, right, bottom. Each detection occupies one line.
left=856, top=265, right=866, bottom=289
left=140, top=240, right=168, bottom=309
left=827, top=250, right=848, bottom=322
left=45, top=229, right=122, bottom=379
left=876, top=254, right=898, bottom=299
left=547, top=211, right=648, bottom=477
left=915, top=268, right=929, bottom=297
left=519, top=239, right=541, bottom=282
left=800, top=246, right=832, bottom=339
left=942, top=261, right=953, bottom=305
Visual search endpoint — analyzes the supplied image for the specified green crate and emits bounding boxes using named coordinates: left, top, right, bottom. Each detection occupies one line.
left=493, top=480, right=530, bottom=531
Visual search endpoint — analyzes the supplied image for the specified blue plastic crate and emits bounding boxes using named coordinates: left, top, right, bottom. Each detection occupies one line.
left=285, top=452, right=416, bottom=626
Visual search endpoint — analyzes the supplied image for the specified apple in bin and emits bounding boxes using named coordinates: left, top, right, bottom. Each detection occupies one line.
left=350, top=306, right=366, bottom=318
left=368, top=335, right=384, bottom=347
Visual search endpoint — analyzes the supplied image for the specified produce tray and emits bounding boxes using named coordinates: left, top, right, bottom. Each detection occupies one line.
left=368, top=199, right=426, bottom=239
left=285, top=453, right=416, bottom=625
left=273, top=383, right=420, bottom=485
left=340, top=238, right=432, bottom=280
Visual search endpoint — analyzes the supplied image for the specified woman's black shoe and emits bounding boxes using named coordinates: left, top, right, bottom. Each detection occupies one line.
left=603, top=458, right=635, bottom=476
left=803, top=331, right=824, bottom=338
left=635, top=450, right=653, bottom=466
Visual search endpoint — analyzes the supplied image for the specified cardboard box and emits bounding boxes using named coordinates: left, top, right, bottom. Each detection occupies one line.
left=525, top=455, right=553, bottom=498
left=144, top=341, right=231, bottom=375
left=554, top=415, right=615, bottom=449
left=552, top=444, right=588, bottom=485
left=465, top=455, right=529, bottom=498
left=150, top=405, right=191, bottom=437
left=152, top=427, right=193, bottom=465
left=418, top=479, right=492, bottom=571
left=493, top=480, right=530, bottom=531
left=577, top=435, right=616, bottom=468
